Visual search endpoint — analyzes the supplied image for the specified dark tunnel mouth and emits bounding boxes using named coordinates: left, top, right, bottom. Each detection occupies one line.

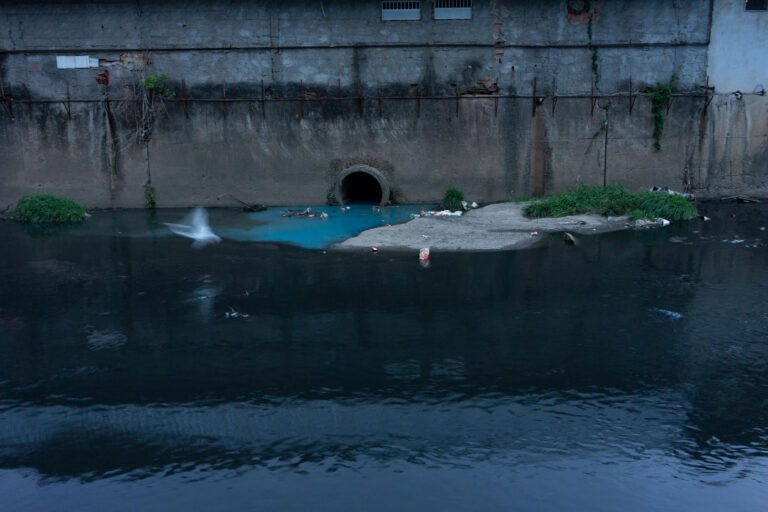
left=340, top=171, right=384, bottom=204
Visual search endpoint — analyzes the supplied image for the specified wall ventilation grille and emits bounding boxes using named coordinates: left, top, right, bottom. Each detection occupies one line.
left=56, top=56, right=99, bottom=69
left=382, top=1, right=421, bottom=21
left=434, top=0, right=472, bottom=19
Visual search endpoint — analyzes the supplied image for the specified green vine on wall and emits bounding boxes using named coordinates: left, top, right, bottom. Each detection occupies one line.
left=645, top=73, right=678, bottom=151
left=141, top=74, right=176, bottom=100
left=136, top=74, right=176, bottom=143
left=144, top=185, right=156, bottom=209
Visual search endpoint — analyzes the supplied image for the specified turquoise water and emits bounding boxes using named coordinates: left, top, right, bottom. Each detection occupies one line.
left=218, top=204, right=427, bottom=249
left=50, top=204, right=429, bottom=249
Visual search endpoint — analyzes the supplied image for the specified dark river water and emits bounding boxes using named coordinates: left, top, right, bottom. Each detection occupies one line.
left=1, top=203, right=768, bottom=511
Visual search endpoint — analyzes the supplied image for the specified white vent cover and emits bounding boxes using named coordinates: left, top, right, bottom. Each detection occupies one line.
left=382, top=1, right=421, bottom=21
left=57, top=56, right=99, bottom=69
left=434, top=0, right=472, bottom=20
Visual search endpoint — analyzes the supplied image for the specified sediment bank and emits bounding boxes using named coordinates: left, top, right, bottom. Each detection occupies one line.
left=335, top=202, right=631, bottom=251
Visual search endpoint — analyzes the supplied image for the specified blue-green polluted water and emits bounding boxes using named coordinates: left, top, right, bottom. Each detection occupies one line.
left=54, top=204, right=429, bottom=249
left=219, top=204, right=426, bottom=249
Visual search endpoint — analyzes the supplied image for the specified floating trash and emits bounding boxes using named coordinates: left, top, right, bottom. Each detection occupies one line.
left=650, top=308, right=683, bottom=320
left=225, top=306, right=249, bottom=319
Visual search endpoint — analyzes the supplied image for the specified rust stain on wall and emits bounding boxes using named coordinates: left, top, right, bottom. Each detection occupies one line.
left=529, top=107, right=547, bottom=196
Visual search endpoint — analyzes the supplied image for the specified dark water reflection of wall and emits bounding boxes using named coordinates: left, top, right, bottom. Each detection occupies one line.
left=0, top=204, right=767, bottom=485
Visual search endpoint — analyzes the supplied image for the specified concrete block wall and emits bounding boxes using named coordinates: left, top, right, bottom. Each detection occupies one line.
left=0, top=0, right=766, bottom=209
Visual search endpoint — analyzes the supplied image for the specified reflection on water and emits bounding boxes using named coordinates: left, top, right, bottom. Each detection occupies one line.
left=1, top=202, right=768, bottom=511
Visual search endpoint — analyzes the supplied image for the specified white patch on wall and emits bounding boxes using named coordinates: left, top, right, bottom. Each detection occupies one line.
left=434, top=0, right=472, bottom=20
left=708, top=0, right=768, bottom=92
left=56, top=56, right=99, bottom=69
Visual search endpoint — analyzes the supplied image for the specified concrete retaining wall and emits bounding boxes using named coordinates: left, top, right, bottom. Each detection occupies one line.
left=1, top=0, right=766, bottom=209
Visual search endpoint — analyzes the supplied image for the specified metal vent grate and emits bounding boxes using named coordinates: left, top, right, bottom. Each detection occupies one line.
left=434, top=0, right=472, bottom=19
left=382, top=1, right=421, bottom=21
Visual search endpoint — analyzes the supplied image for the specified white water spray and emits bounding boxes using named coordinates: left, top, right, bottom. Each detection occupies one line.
left=164, top=207, right=221, bottom=248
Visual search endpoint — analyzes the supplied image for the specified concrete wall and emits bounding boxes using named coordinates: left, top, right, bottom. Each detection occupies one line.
left=0, top=0, right=766, bottom=209
left=708, top=0, right=768, bottom=93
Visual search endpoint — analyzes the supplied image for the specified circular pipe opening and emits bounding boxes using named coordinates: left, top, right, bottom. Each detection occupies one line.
left=340, top=172, right=383, bottom=204
left=335, top=165, right=390, bottom=207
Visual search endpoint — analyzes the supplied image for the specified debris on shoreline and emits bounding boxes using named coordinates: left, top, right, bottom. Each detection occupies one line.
left=336, top=202, right=632, bottom=251
left=410, top=209, right=464, bottom=219
left=281, top=207, right=328, bottom=219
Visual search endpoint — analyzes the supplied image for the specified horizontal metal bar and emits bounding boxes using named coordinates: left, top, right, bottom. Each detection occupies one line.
left=8, top=92, right=716, bottom=104
left=0, top=41, right=710, bottom=55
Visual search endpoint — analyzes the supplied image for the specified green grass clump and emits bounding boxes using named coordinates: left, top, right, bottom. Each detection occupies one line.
left=523, top=185, right=696, bottom=221
left=441, top=187, right=465, bottom=211
left=13, top=194, right=86, bottom=223
left=631, top=190, right=697, bottom=221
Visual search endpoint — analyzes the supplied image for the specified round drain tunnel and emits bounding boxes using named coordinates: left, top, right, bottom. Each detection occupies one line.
left=341, top=172, right=382, bottom=203
left=335, top=165, right=390, bottom=207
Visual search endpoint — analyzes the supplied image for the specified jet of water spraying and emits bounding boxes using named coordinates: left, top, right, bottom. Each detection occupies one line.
left=163, top=207, right=222, bottom=248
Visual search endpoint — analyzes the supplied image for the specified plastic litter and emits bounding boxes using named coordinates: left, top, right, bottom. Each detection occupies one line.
left=563, top=232, right=578, bottom=245
left=657, top=218, right=670, bottom=227
left=419, top=247, right=430, bottom=268
left=370, top=246, right=378, bottom=253
left=281, top=208, right=313, bottom=217
left=411, top=210, right=463, bottom=218
left=225, top=306, right=249, bottom=319
left=281, top=208, right=330, bottom=220
left=471, top=202, right=479, bottom=208
left=649, top=186, right=695, bottom=201
left=650, top=308, right=682, bottom=320
left=531, top=231, right=538, bottom=237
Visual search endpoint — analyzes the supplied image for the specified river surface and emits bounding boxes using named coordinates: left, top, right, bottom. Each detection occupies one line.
left=1, top=202, right=768, bottom=511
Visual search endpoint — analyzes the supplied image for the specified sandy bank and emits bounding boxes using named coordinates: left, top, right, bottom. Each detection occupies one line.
left=334, top=202, right=631, bottom=251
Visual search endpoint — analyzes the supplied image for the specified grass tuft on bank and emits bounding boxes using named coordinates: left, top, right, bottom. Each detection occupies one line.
left=13, top=194, right=87, bottom=223
left=441, top=187, right=465, bottom=211
left=522, top=185, right=697, bottom=221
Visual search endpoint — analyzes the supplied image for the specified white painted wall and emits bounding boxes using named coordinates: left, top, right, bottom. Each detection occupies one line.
left=708, top=0, right=768, bottom=93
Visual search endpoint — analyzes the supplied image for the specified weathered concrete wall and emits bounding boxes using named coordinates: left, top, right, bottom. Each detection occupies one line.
left=1, top=0, right=766, bottom=209
left=708, top=0, right=768, bottom=93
